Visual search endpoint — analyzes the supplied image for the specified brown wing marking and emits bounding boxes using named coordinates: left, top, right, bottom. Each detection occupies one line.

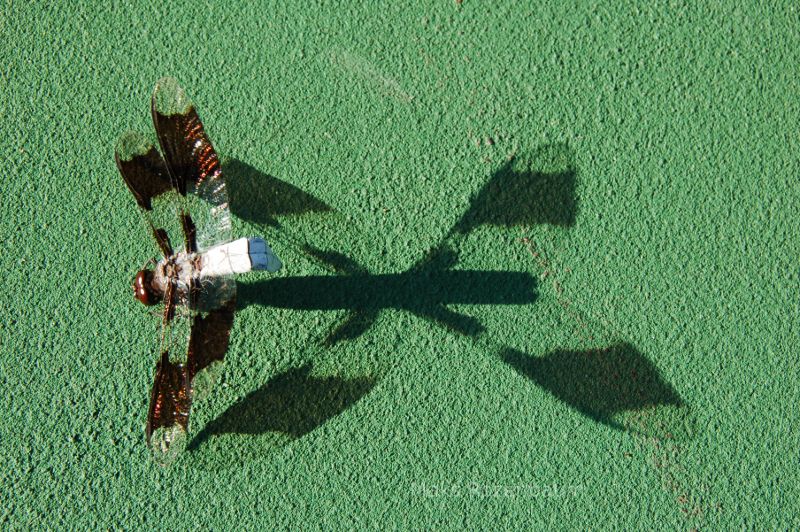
left=186, top=298, right=236, bottom=399
left=181, top=212, right=197, bottom=253
left=151, top=77, right=232, bottom=252
left=115, top=131, right=178, bottom=258
left=145, top=351, right=191, bottom=463
left=151, top=77, right=222, bottom=197
left=152, top=227, right=173, bottom=257
left=115, top=131, right=172, bottom=211
left=162, top=279, right=177, bottom=324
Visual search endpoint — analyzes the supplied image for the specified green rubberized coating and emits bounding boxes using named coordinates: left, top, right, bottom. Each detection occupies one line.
left=2, top=1, right=798, bottom=528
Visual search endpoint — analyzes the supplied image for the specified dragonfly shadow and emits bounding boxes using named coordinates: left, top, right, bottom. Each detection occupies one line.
left=238, top=245, right=538, bottom=344
left=454, top=143, right=577, bottom=233
left=189, top=364, right=376, bottom=452
left=231, top=142, right=572, bottom=344
left=502, top=343, right=692, bottom=437
left=224, top=158, right=332, bottom=227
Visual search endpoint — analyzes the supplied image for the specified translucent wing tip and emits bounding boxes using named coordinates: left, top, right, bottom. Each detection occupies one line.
left=190, top=360, right=225, bottom=403
left=115, top=131, right=153, bottom=162
left=148, top=424, right=188, bottom=466
left=152, top=76, right=193, bottom=116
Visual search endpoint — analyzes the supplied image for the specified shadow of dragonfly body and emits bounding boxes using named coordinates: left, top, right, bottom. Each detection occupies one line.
left=239, top=246, right=537, bottom=344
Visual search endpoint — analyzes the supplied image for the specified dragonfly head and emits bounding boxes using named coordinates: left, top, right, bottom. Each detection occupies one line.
left=134, top=269, right=160, bottom=306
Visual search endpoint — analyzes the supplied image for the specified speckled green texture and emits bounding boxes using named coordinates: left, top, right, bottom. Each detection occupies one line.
left=2, top=1, right=799, bottom=528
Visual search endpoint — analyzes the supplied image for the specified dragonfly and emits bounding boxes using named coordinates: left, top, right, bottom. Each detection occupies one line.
left=115, top=77, right=282, bottom=464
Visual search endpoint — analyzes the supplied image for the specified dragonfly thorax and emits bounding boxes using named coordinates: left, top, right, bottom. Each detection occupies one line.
left=134, top=252, right=200, bottom=307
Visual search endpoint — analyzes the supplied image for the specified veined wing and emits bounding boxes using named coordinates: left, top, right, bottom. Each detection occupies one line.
left=151, top=76, right=232, bottom=253
left=187, top=297, right=236, bottom=402
left=115, top=132, right=178, bottom=257
left=146, top=350, right=191, bottom=465
left=145, top=289, right=237, bottom=465
left=146, top=282, right=192, bottom=465
left=115, top=132, right=172, bottom=211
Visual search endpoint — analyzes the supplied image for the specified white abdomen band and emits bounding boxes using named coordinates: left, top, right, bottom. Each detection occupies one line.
left=199, top=237, right=282, bottom=278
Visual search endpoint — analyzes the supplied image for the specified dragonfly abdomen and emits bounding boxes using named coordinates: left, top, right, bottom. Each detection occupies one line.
left=199, top=237, right=281, bottom=278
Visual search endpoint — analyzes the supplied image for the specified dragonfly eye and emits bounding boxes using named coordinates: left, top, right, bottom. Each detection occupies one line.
left=134, top=269, right=160, bottom=306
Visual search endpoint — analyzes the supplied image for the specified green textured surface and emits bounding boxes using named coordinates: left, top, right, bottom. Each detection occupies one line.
left=2, top=1, right=799, bottom=528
